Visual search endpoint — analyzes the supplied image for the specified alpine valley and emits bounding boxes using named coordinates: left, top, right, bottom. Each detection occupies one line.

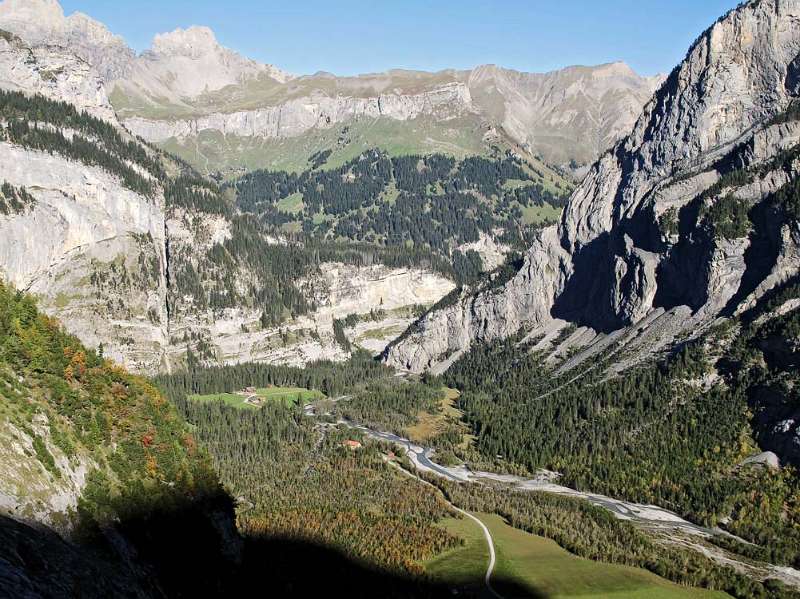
left=0, top=1, right=799, bottom=598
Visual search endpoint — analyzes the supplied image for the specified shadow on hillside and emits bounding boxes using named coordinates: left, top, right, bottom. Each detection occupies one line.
left=0, top=494, right=547, bottom=598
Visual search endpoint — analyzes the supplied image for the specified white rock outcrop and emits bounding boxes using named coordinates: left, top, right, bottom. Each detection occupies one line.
left=166, top=262, right=454, bottom=369
left=122, top=82, right=475, bottom=142
left=0, top=33, right=117, bottom=122
left=0, top=0, right=134, bottom=82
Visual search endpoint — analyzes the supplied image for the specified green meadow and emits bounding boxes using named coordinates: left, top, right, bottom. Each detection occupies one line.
left=425, top=513, right=730, bottom=599
left=189, top=386, right=324, bottom=409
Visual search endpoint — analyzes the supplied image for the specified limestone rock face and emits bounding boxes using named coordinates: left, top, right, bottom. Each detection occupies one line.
left=0, top=415, right=94, bottom=529
left=0, top=33, right=117, bottom=122
left=122, top=82, right=475, bottom=142
left=0, top=0, right=134, bottom=82
left=0, top=141, right=169, bottom=371
left=164, top=257, right=455, bottom=369
left=385, top=0, right=800, bottom=373
left=0, top=36, right=168, bottom=373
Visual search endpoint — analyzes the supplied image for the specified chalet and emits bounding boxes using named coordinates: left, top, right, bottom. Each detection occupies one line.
left=343, top=440, right=362, bottom=450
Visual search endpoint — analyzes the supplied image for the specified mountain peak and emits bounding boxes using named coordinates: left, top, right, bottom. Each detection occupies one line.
left=151, top=25, right=221, bottom=58
left=0, top=0, right=63, bottom=19
left=67, top=12, right=127, bottom=45
left=592, top=61, right=636, bottom=78
left=0, top=0, right=65, bottom=39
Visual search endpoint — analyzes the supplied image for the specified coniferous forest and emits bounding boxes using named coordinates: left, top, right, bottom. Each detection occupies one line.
left=229, top=149, right=568, bottom=265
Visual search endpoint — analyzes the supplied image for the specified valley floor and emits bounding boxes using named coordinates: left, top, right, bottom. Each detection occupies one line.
left=427, top=514, right=730, bottom=599
left=353, top=423, right=800, bottom=592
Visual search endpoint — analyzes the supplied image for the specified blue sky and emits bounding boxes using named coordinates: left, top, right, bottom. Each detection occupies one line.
left=59, top=0, right=741, bottom=76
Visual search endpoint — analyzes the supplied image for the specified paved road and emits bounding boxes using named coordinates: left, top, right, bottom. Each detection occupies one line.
left=352, top=426, right=464, bottom=480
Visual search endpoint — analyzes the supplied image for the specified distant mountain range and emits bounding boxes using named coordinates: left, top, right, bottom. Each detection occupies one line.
left=0, top=0, right=663, bottom=174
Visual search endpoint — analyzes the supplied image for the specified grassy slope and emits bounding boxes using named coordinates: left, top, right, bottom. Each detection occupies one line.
left=426, top=514, right=730, bottom=599
left=424, top=516, right=488, bottom=585
left=158, top=115, right=573, bottom=191
left=404, top=387, right=469, bottom=447
left=275, top=192, right=304, bottom=214
left=519, top=201, right=563, bottom=225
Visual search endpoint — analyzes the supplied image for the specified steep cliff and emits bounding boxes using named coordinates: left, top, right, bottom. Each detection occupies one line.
left=0, top=0, right=133, bottom=82
left=386, top=0, right=800, bottom=373
left=0, top=32, right=170, bottom=373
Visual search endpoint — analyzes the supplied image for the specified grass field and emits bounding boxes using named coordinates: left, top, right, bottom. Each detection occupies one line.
left=425, top=516, right=488, bottom=586
left=276, top=192, right=305, bottom=214
left=356, top=324, right=408, bottom=342
left=425, top=514, right=730, bottom=599
left=190, top=387, right=324, bottom=409
left=519, top=202, right=563, bottom=226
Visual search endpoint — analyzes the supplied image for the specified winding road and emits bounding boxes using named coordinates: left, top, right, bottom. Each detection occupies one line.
left=453, top=507, right=503, bottom=599
left=354, top=424, right=721, bottom=537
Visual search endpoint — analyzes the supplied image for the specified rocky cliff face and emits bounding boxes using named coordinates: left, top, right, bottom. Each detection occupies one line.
left=0, top=0, right=133, bottom=82
left=0, top=29, right=453, bottom=374
left=386, top=0, right=800, bottom=374
left=0, top=141, right=170, bottom=373
left=0, top=29, right=117, bottom=121
left=0, top=33, right=169, bottom=373
left=164, top=254, right=454, bottom=370
left=122, top=81, right=475, bottom=143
